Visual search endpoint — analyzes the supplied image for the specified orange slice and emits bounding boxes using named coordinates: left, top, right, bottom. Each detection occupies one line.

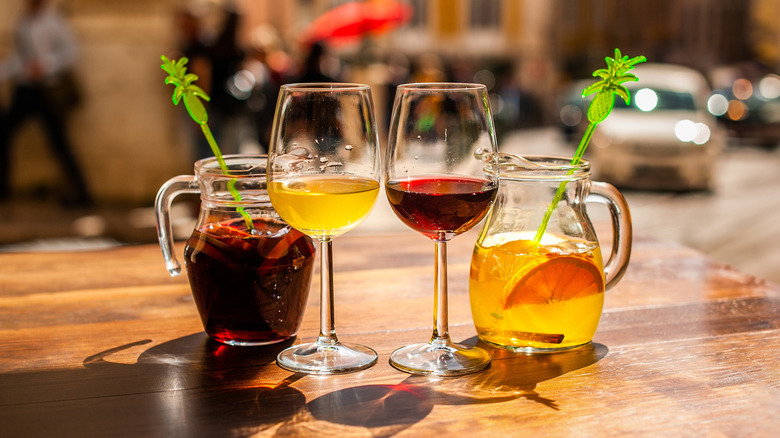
left=502, top=255, right=604, bottom=308
left=472, top=239, right=545, bottom=283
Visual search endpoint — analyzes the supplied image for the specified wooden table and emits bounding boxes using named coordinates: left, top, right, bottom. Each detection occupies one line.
left=1, top=229, right=778, bottom=437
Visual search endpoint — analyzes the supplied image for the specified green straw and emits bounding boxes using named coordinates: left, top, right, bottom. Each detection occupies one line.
left=160, top=56, right=253, bottom=231
left=533, top=49, right=645, bottom=243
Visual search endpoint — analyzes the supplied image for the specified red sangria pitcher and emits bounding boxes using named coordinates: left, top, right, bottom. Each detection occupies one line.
left=155, top=155, right=315, bottom=346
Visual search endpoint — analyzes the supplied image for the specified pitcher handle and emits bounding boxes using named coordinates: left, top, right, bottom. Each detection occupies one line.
left=154, top=175, right=199, bottom=277
left=587, top=182, right=632, bottom=290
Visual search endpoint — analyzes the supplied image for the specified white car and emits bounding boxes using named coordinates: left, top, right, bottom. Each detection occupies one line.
left=586, top=63, right=725, bottom=191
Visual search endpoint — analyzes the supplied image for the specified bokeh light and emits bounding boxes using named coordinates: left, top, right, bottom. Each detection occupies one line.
left=692, top=123, right=711, bottom=145
left=758, top=74, right=780, bottom=100
left=727, top=99, right=749, bottom=121
left=707, top=93, right=729, bottom=116
left=732, top=78, right=753, bottom=100
left=559, top=104, right=582, bottom=127
left=674, top=119, right=711, bottom=144
left=473, top=69, right=496, bottom=91
left=674, top=119, right=697, bottom=142
left=635, top=88, right=658, bottom=112
left=227, top=70, right=255, bottom=100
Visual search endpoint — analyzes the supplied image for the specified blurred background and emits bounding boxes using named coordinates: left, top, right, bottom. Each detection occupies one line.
left=1, top=0, right=779, bottom=283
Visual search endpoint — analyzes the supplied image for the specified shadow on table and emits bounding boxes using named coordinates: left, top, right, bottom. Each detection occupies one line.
left=1, top=334, right=607, bottom=437
left=438, top=339, right=610, bottom=409
left=0, top=333, right=305, bottom=437
left=277, top=337, right=607, bottom=436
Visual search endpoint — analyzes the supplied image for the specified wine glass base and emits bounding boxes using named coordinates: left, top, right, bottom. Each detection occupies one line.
left=389, top=341, right=491, bottom=376
left=276, top=341, right=378, bottom=375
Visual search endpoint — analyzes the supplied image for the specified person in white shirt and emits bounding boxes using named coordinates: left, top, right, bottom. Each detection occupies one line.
left=0, top=0, right=91, bottom=206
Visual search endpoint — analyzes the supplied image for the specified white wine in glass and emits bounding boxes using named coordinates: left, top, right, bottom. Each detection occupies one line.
left=267, top=83, right=381, bottom=374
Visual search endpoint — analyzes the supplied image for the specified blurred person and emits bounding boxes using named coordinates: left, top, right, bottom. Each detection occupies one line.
left=176, top=2, right=245, bottom=159
left=175, top=7, right=209, bottom=78
left=241, top=25, right=286, bottom=151
left=0, top=0, right=91, bottom=205
left=297, top=42, right=337, bottom=83
left=205, top=5, right=245, bottom=155
left=493, top=64, right=540, bottom=139
left=382, top=52, right=410, bottom=128
left=170, top=7, right=210, bottom=162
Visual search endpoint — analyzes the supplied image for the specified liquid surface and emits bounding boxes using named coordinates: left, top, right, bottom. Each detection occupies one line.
left=469, top=231, right=605, bottom=350
left=386, top=175, right=496, bottom=240
left=184, top=217, right=315, bottom=346
left=268, top=175, right=379, bottom=239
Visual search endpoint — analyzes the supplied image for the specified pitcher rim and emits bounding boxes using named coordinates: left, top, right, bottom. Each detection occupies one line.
left=483, top=153, right=591, bottom=180
left=195, top=154, right=268, bottom=177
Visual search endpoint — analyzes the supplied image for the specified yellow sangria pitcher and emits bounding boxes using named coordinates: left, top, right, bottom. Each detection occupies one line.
left=469, top=154, right=632, bottom=352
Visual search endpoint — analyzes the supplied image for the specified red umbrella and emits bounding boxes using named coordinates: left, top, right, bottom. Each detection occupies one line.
left=303, top=0, right=413, bottom=46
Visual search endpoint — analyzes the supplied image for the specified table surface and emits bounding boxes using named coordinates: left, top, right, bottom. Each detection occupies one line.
left=1, top=228, right=778, bottom=437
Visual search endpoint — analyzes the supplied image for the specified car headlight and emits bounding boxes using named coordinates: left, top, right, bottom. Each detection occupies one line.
left=692, top=124, right=711, bottom=145
left=635, top=88, right=658, bottom=112
left=674, top=119, right=710, bottom=144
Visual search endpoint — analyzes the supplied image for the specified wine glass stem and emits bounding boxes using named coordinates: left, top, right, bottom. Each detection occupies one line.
left=432, top=239, right=450, bottom=344
left=318, top=238, right=339, bottom=346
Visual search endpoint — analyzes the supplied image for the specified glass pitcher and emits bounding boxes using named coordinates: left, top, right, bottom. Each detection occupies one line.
left=469, top=154, right=631, bottom=352
left=155, top=154, right=316, bottom=346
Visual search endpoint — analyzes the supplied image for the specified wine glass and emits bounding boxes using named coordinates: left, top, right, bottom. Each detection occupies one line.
left=267, top=83, right=381, bottom=374
left=385, top=83, right=499, bottom=376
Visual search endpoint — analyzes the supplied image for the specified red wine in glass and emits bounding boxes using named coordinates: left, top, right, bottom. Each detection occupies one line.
left=386, top=176, right=497, bottom=240
left=384, top=82, right=498, bottom=376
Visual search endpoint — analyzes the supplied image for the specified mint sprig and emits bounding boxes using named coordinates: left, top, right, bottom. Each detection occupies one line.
left=533, top=49, right=645, bottom=243
left=160, top=55, right=253, bottom=231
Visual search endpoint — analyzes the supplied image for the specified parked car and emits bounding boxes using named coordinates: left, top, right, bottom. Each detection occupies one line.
left=560, top=63, right=726, bottom=191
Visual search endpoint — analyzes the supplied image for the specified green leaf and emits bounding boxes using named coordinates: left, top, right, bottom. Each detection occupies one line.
left=159, top=55, right=252, bottom=230
left=183, top=73, right=198, bottom=86
left=618, top=73, right=639, bottom=84
left=615, top=87, right=630, bottom=104
left=592, top=68, right=610, bottom=80
left=187, top=84, right=210, bottom=101
left=184, top=93, right=208, bottom=125
left=173, top=86, right=184, bottom=105
left=160, top=56, right=174, bottom=73
left=175, top=57, right=188, bottom=74
left=160, top=55, right=212, bottom=119
left=582, top=82, right=601, bottom=98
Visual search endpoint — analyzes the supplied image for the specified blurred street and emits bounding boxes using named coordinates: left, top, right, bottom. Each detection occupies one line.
left=2, top=127, right=779, bottom=285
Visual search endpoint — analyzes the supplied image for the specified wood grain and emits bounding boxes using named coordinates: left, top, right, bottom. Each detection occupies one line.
left=0, top=230, right=778, bottom=437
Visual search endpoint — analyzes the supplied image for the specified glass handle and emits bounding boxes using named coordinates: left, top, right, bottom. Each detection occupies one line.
left=587, top=181, right=632, bottom=290
left=154, top=175, right=199, bottom=277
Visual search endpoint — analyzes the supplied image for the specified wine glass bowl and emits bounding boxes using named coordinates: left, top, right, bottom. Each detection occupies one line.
left=267, top=83, right=381, bottom=374
left=385, top=83, right=499, bottom=375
